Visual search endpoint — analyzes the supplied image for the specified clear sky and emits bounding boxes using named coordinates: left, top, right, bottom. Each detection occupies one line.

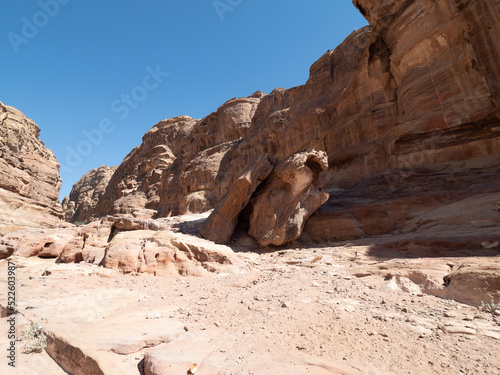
left=1, top=0, right=368, bottom=199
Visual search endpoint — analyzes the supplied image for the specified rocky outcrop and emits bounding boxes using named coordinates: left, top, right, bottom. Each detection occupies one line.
left=0, top=101, right=62, bottom=235
left=248, top=150, right=329, bottom=246
left=1, top=215, right=243, bottom=276
left=200, top=154, right=274, bottom=244
left=201, top=150, right=329, bottom=246
left=62, top=165, right=117, bottom=223
left=68, top=0, right=500, bottom=245
left=220, top=0, right=500, bottom=243
left=90, top=93, right=265, bottom=220
left=100, top=230, right=242, bottom=277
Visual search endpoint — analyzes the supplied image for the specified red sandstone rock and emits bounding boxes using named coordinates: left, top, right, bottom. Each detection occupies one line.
left=57, top=221, right=111, bottom=264
left=248, top=150, right=329, bottom=246
left=66, top=0, right=500, bottom=243
left=100, top=230, right=242, bottom=276
left=200, top=154, right=273, bottom=244
left=62, top=165, right=118, bottom=223
left=0, top=228, right=76, bottom=259
left=0, top=102, right=62, bottom=235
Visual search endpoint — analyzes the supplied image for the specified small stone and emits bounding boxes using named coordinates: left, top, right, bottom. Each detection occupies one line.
left=184, top=326, right=189, bottom=332
left=281, top=301, right=290, bottom=308
left=146, top=310, right=161, bottom=319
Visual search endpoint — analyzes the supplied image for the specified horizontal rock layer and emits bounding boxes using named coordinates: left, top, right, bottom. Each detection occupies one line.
left=69, top=0, right=499, bottom=244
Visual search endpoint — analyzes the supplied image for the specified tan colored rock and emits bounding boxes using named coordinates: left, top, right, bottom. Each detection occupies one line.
left=302, top=212, right=366, bottom=243
left=0, top=101, right=62, bottom=235
left=248, top=150, right=329, bottom=246
left=0, top=228, right=76, bottom=259
left=62, top=165, right=117, bottom=223
left=440, top=264, right=500, bottom=307
left=57, top=221, right=112, bottom=264
left=84, top=94, right=265, bottom=221
left=100, top=230, right=243, bottom=276
left=93, top=116, right=197, bottom=218
left=200, top=154, right=273, bottom=244
left=69, top=0, right=500, bottom=244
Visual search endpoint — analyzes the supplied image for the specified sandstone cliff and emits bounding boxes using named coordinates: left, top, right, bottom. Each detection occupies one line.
left=0, top=101, right=62, bottom=235
left=69, top=0, right=500, bottom=244
left=92, top=92, right=265, bottom=219
left=62, top=165, right=118, bottom=223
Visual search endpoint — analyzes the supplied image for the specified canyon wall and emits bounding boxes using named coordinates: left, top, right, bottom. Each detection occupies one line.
left=62, top=165, right=118, bottom=223
left=0, top=102, right=62, bottom=235
left=69, top=0, right=500, bottom=243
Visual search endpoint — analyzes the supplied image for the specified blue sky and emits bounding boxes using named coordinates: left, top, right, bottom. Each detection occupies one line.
left=1, top=0, right=367, bottom=199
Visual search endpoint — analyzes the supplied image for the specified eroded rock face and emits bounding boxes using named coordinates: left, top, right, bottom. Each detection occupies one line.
left=248, top=150, right=329, bottom=246
left=222, top=0, right=500, bottom=242
left=1, top=215, right=243, bottom=276
left=100, top=230, right=242, bottom=277
left=68, top=0, right=500, bottom=244
left=0, top=228, right=76, bottom=259
left=90, top=93, right=265, bottom=221
left=62, top=165, right=118, bottom=223
left=0, top=102, right=62, bottom=235
left=200, top=154, right=274, bottom=244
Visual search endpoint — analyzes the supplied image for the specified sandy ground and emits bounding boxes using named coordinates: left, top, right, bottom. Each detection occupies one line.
left=0, top=242, right=499, bottom=375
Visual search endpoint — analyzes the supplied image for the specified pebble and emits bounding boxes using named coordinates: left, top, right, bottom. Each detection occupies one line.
left=145, top=310, right=161, bottom=319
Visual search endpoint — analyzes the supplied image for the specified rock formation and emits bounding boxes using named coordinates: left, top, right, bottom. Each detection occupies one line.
left=0, top=215, right=243, bottom=277
left=62, top=165, right=117, bottom=223
left=199, top=154, right=274, bottom=244
left=92, top=92, right=265, bottom=220
left=247, top=150, right=329, bottom=246
left=66, top=0, right=500, bottom=245
left=0, top=101, right=62, bottom=235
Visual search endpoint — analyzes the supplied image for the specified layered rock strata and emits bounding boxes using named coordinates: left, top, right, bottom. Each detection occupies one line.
left=68, top=0, right=500, bottom=244
left=0, top=101, right=62, bottom=235
left=93, top=92, right=265, bottom=219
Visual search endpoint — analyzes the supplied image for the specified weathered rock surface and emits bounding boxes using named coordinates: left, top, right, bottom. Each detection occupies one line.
left=101, top=230, right=242, bottom=277
left=67, top=0, right=500, bottom=244
left=2, top=240, right=500, bottom=375
left=0, top=228, right=76, bottom=259
left=0, top=101, right=62, bottom=235
left=248, top=150, right=329, bottom=246
left=91, top=93, right=265, bottom=220
left=62, top=165, right=117, bottom=223
left=200, top=154, right=274, bottom=244
left=1, top=214, right=243, bottom=276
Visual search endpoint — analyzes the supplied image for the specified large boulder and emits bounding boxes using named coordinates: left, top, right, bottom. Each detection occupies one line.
left=0, top=228, right=76, bottom=259
left=248, top=150, right=329, bottom=246
left=200, top=154, right=273, bottom=244
left=100, top=230, right=243, bottom=276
